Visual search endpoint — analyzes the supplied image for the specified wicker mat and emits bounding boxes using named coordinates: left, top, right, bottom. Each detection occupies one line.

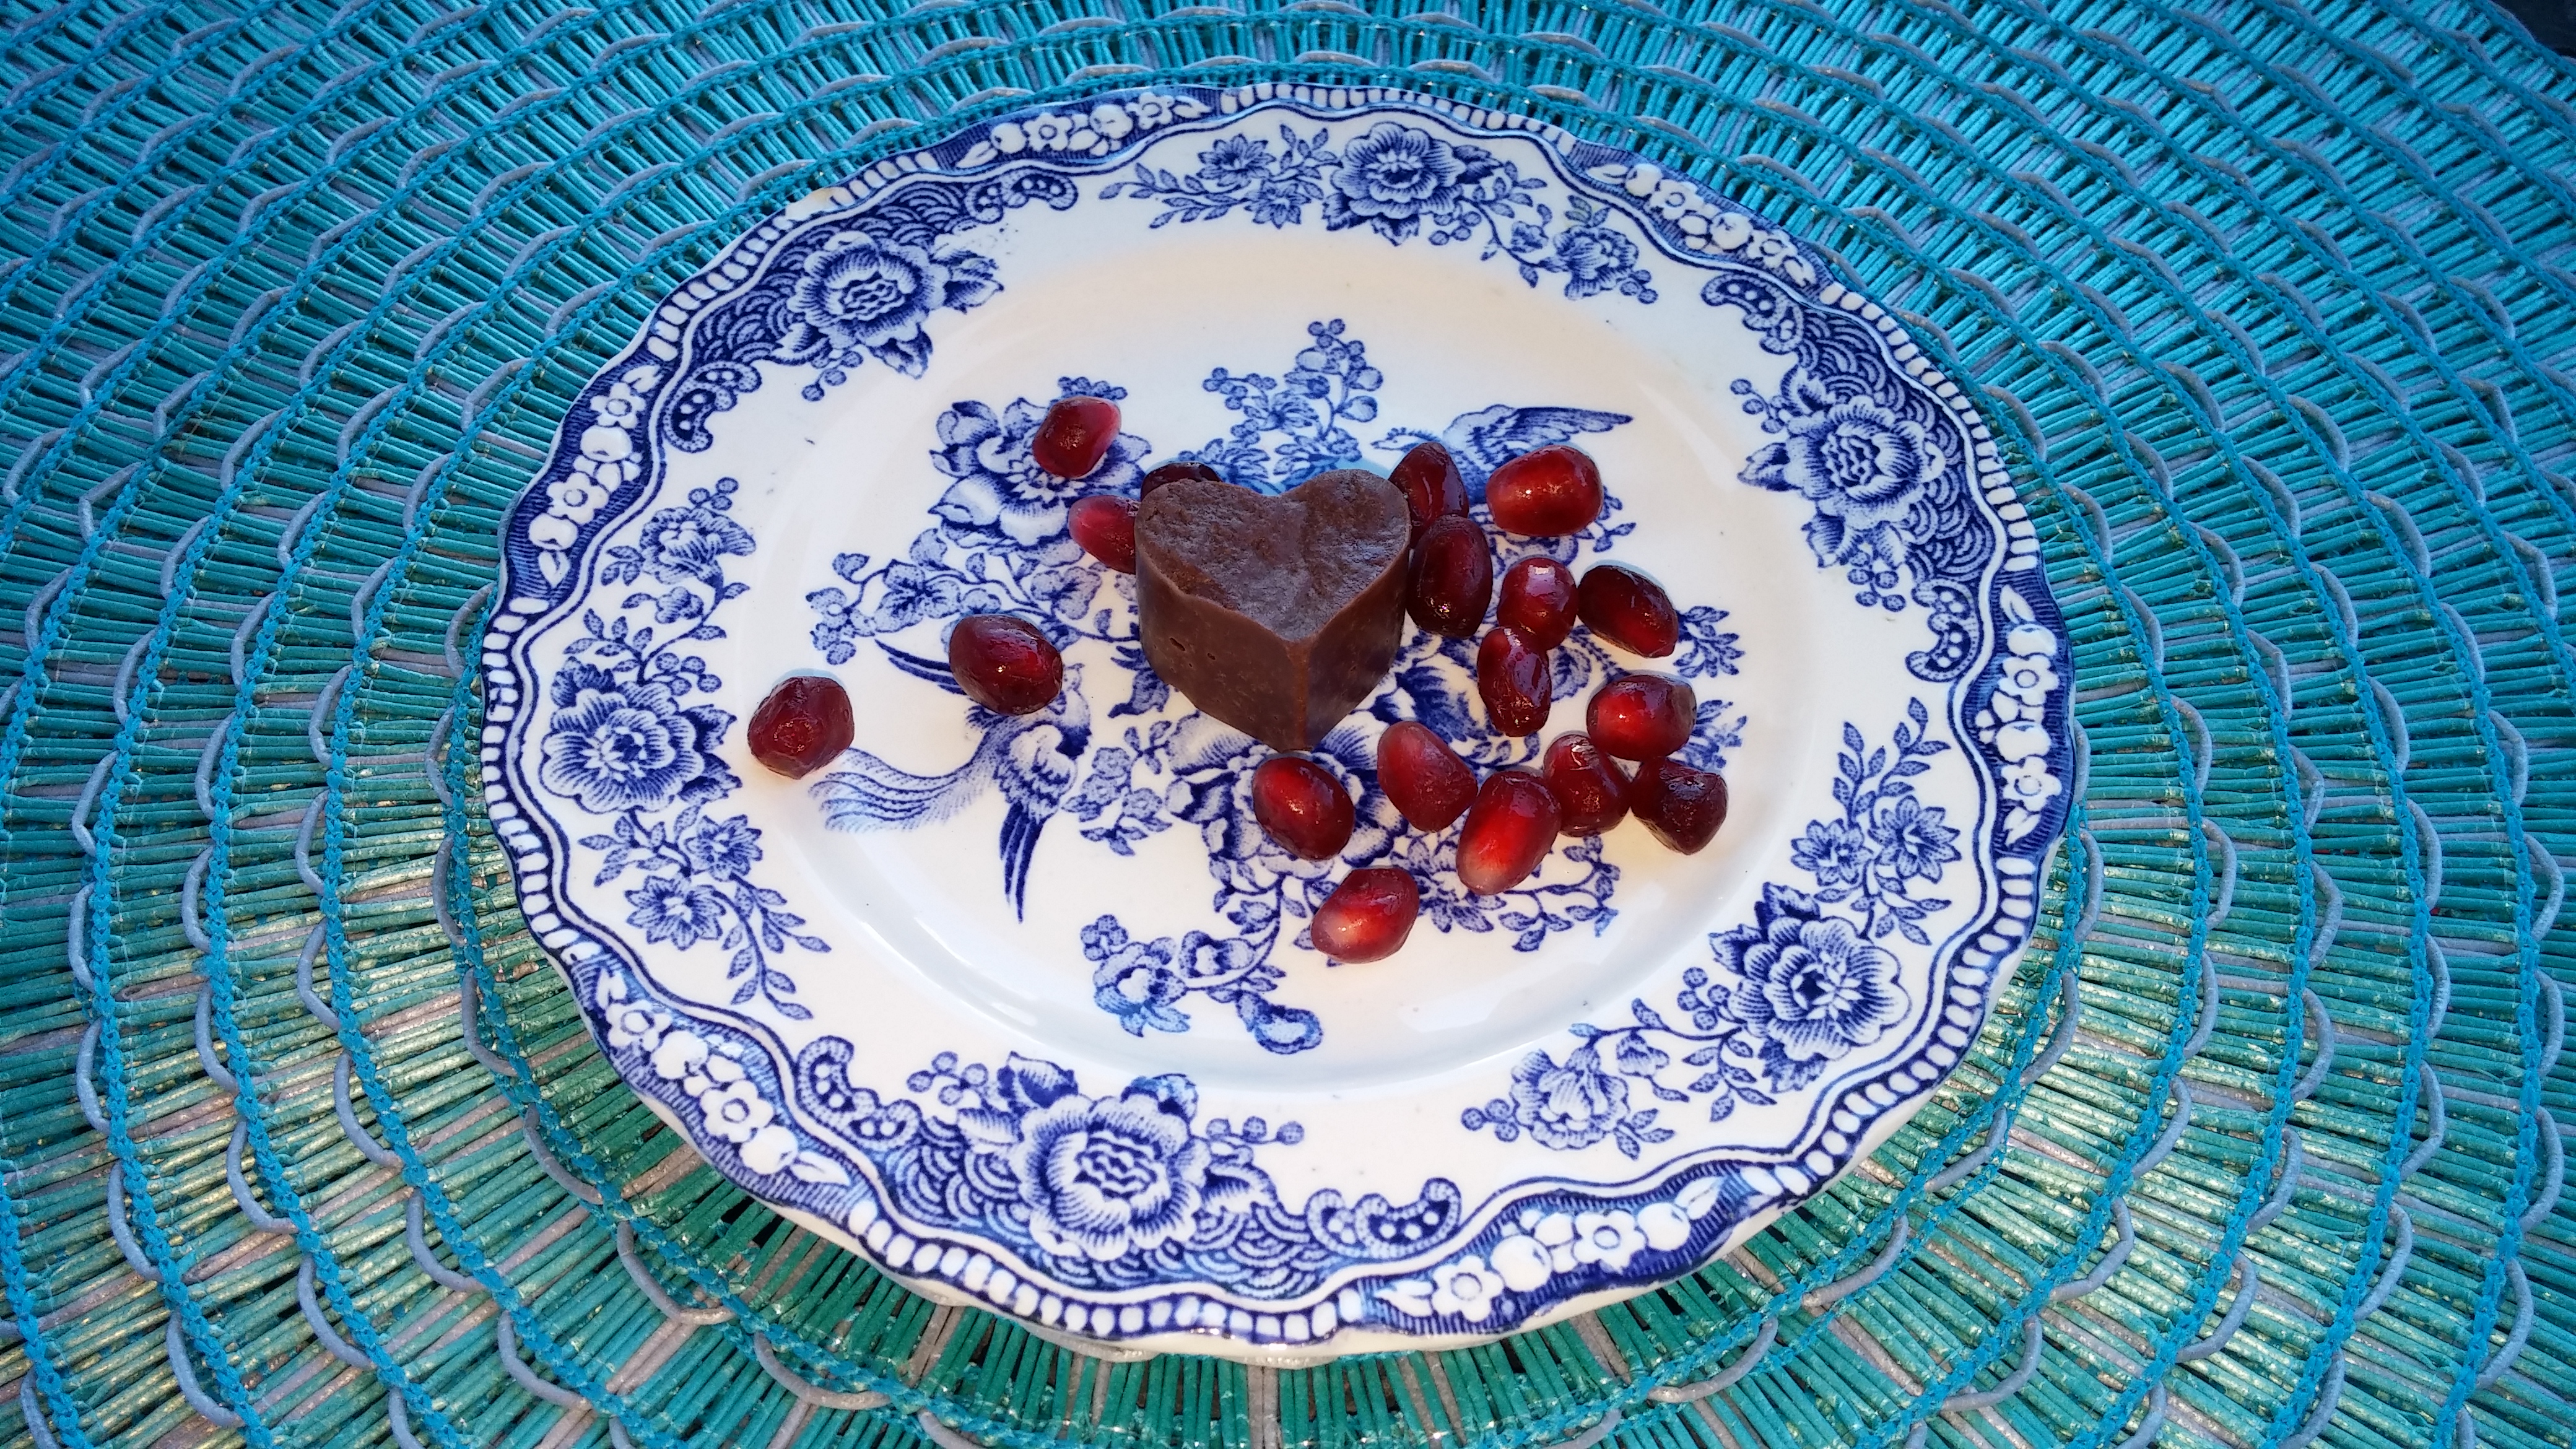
left=0, top=2, right=2568, bottom=1447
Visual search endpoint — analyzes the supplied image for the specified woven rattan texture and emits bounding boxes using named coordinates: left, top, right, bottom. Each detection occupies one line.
left=0, top=2, right=2566, bottom=1448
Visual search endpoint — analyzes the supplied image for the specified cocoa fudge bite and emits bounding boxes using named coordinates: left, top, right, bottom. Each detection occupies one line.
left=1136, top=469, right=1410, bottom=751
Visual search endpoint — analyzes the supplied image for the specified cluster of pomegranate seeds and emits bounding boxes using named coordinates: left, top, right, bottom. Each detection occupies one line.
left=1456, top=771, right=1564, bottom=895
left=1378, top=720, right=1477, bottom=830
left=748, top=675, right=855, bottom=778
left=1033, top=395, right=1121, bottom=479
left=1486, top=445, right=1604, bottom=536
left=1542, top=733, right=1630, bottom=836
left=919, top=429, right=1726, bottom=970
left=1249, top=755, right=1357, bottom=861
left=1068, top=495, right=1139, bottom=573
left=1353, top=438, right=1725, bottom=923
left=947, top=614, right=1064, bottom=715
left=1632, top=757, right=1729, bottom=854
left=1578, top=564, right=1679, bottom=657
left=1408, top=514, right=1493, bottom=636
left=1312, top=868, right=1421, bottom=962
left=1476, top=625, right=1551, bottom=736
left=1497, top=557, right=1578, bottom=648
left=1390, top=439, right=1470, bottom=541
left=1588, top=674, right=1697, bottom=761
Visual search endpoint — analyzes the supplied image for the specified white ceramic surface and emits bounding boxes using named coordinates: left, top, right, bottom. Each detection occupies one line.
left=487, top=83, right=2074, bottom=1362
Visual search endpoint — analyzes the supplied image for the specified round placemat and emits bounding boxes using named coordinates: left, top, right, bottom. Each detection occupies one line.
left=0, top=4, right=2565, bottom=1449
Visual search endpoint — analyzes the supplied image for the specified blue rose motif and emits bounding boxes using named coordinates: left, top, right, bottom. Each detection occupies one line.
left=625, top=874, right=729, bottom=949
left=538, top=681, right=733, bottom=814
left=637, top=498, right=754, bottom=585
left=1789, top=818, right=1869, bottom=890
left=1504, top=1045, right=1630, bottom=1151
left=1322, top=123, right=1495, bottom=242
left=773, top=230, right=999, bottom=379
left=1746, top=393, right=1951, bottom=578
left=1553, top=223, right=1642, bottom=299
left=1009, top=1083, right=1211, bottom=1261
left=1868, top=793, right=1959, bottom=882
left=1087, top=918, right=1191, bottom=1038
left=1713, top=889, right=1910, bottom=1090
left=682, top=814, right=762, bottom=881
left=931, top=396, right=1148, bottom=546
left=1196, top=134, right=1272, bottom=191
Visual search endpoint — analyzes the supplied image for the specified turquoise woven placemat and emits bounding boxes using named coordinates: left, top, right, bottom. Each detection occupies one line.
left=0, top=2, right=2568, bottom=1447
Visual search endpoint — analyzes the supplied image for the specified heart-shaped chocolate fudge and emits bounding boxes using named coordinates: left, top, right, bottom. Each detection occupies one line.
left=1137, top=469, right=1411, bottom=751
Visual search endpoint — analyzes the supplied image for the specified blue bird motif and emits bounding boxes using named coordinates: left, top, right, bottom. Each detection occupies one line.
left=1375, top=404, right=1633, bottom=499
left=812, top=643, right=1092, bottom=916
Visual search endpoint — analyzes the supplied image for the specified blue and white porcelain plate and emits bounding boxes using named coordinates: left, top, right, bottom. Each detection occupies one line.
left=487, top=84, right=2073, bottom=1362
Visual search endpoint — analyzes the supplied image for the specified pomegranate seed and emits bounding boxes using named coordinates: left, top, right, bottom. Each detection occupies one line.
left=1377, top=720, right=1477, bottom=831
left=1486, top=445, right=1604, bottom=535
left=1390, top=440, right=1469, bottom=542
left=1456, top=770, right=1562, bottom=895
left=1632, top=757, right=1729, bottom=854
left=1577, top=564, right=1679, bottom=656
left=1312, top=868, right=1421, bottom=962
left=947, top=615, right=1063, bottom=715
left=1587, top=674, right=1697, bottom=760
left=1068, top=494, right=1138, bottom=573
left=1250, top=755, right=1355, bottom=861
left=1497, top=556, right=1580, bottom=648
left=1408, top=514, right=1493, bottom=637
left=1476, top=625, right=1551, bottom=736
left=747, top=675, right=854, bottom=778
left=1542, top=733, right=1630, bottom=835
left=1032, top=396, right=1120, bottom=479
left=1140, top=459, right=1223, bottom=498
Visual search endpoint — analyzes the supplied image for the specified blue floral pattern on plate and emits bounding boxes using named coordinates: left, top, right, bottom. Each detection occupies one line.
left=660, top=172, right=1074, bottom=452
left=802, top=321, right=1744, bottom=1055
left=542, top=438, right=829, bottom=1020
left=1463, top=700, right=1956, bottom=1148
left=489, top=85, right=2077, bottom=1357
left=786, top=1038, right=1460, bottom=1292
left=1694, top=263, right=2000, bottom=682
left=1103, top=121, right=1658, bottom=302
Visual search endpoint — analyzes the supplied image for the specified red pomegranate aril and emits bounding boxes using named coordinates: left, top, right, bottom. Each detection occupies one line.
left=1497, top=556, right=1580, bottom=648
left=1390, top=440, right=1470, bottom=542
left=1578, top=563, right=1679, bottom=656
left=1632, top=757, right=1729, bottom=854
left=1476, top=625, right=1552, bottom=736
left=1250, top=755, right=1356, bottom=861
left=1456, top=770, right=1562, bottom=895
left=1068, top=494, right=1139, bottom=573
left=1139, top=459, right=1224, bottom=498
left=1588, top=674, right=1697, bottom=761
left=1032, top=395, right=1121, bottom=479
left=1378, top=720, right=1477, bottom=831
left=1312, top=868, right=1421, bottom=962
left=1542, top=733, right=1631, bottom=835
left=1486, top=445, right=1604, bottom=535
left=747, top=675, right=854, bottom=778
left=1408, top=514, right=1493, bottom=637
left=947, top=615, right=1064, bottom=715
